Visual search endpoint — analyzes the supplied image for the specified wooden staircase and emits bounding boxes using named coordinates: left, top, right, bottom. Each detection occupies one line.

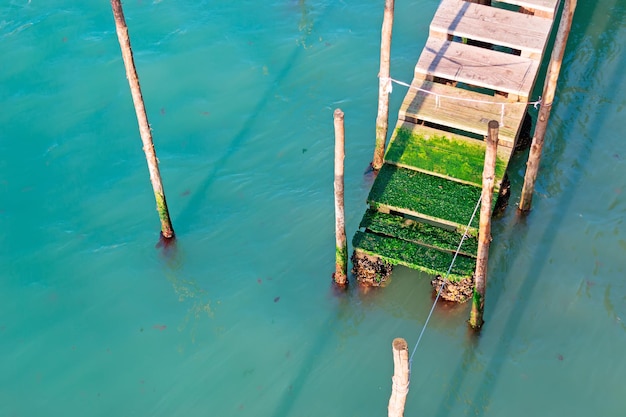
left=352, top=0, right=560, bottom=288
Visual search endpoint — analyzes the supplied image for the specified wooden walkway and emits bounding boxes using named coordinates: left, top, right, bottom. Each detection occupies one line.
left=352, top=0, right=560, bottom=285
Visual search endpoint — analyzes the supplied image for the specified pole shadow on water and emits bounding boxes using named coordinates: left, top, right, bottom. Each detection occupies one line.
left=430, top=2, right=624, bottom=414
left=271, top=287, right=364, bottom=417
left=173, top=1, right=331, bottom=235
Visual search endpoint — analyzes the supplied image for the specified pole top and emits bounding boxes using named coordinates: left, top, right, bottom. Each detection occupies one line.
left=392, top=338, right=408, bottom=351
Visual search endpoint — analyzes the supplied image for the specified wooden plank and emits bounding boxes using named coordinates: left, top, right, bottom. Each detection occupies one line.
left=367, top=164, right=489, bottom=232
left=385, top=120, right=512, bottom=187
left=398, top=80, right=527, bottom=147
left=360, top=209, right=478, bottom=258
left=431, top=0, right=553, bottom=57
left=415, top=37, right=540, bottom=98
left=496, top=0, right=560, bottom=18
left=352, top=231, right=476, bottom=281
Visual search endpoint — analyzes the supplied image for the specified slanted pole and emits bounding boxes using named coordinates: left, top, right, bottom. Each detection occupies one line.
left=388, top=338, right=409, bottom=417
left=373, top=0, right=395, bottom=171
left=519, top=0, right=577, bottom=212
left=333, top=109, right=348, bottom=286
left=469, top=120, right=499, bottom=329
left=111, top=0, right=175, bottom=239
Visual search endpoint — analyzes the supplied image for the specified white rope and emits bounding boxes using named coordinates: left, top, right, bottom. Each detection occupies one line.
left=381, top=76, right=542, bottom=108
left=408, top=195, right=483, bottom=369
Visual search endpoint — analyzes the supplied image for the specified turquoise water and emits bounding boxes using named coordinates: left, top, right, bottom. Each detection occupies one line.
left=1, top=0, right=625, bottom=415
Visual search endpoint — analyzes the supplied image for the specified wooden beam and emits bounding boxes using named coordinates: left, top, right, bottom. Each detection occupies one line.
left=430, top=0, right=553, bottom=58
left=415, top=37, right=540, bottom=99
left=519, top=0, right=577, bottom=211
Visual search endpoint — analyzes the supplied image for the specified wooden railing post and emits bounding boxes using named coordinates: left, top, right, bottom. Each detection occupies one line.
left=111, top=0, right=175, bottom=239
left=469, top=120, right=499, bottom=329
left=373, top=0, right=395, bottom=171
left=333, top=109, right=348, bottom=286
left=388, top=338, right=409, bottom=417
left=519, top=0, right=577, bottom=212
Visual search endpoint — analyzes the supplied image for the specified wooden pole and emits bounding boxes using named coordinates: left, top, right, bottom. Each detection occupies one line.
left=373, top=0, right=395, bottom=171
left=333, top=109, right=348, bottom=286
left=111, top=0, right=175, bottom=239
left=388, top=338, right=409, bottom=417
left=519, top=0, right=577, bottom=212
left=469, top=121, right=499, bottom=329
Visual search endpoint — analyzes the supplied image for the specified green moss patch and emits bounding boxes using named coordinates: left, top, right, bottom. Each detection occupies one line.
left=360, top=209, right=478, bottom=257
left=384, top=127, right=507, bottom=186
left=368, top=165, right=497, bottom=230
left=352, top=231, right=475, bottom=281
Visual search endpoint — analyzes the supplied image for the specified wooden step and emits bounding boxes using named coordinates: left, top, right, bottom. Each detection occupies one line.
left=352, top=230, right=476, bottom=281
left=367, top=164, right=497, bottom=233
left=384, top=121, right=511, bottom=187
left=397, top=79, right=527, bottom=148
left=415, top=37, right=540, bottom=99
left=496, top=0, right=560, bottom=18
left=360, top=209, right=478, bottom=258
left=431, top=0, right=553, bottom=58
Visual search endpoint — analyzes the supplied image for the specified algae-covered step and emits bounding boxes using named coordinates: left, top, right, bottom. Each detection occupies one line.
left=384, top=121, right=510, bottom=188
left=352, top=230, right=476, bottom=281
left=360, top=209, right=478, bottom=258
left=367, top=164, right=498, bottom=232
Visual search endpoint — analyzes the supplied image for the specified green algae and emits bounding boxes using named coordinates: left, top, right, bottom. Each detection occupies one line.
left=155, top=191, right=174, bottom=237
left=352, top=231, right=476, bottom=281
left=360, top=209, right=478, bottom=257
left=385, top=127, right=507, bottom=186
left=335, top=244, right=348, bottom=282
left=469, top=289, right=484, bottom=328
left=368, top=165, right=497, bottom=229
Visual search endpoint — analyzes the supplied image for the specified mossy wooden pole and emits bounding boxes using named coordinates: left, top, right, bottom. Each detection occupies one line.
left=333, top=109, right=348, bottom=285
left=469, top=120, right=499, bottom=329
left=519, top=0, right=577, bottom=212
left=373, top=0, right=394, bottom=171
left=388, top=338, right=409, bottom=417
left=111, top=0, right=174, bottom=239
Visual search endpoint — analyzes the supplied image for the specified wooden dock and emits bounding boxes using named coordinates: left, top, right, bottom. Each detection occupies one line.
left=352, top=0, right=561, bottom=292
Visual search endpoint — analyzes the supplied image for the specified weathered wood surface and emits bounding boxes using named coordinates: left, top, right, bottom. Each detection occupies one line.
left=520, top=0, right=577, bottom=211
left=469, top=120, right=500, bottom=329
left=374, top=0, right=395, bottom=170
left=415, top=37, right=540, bottom=99
left=333, top=109, right=347, bottom=285
left=398, top=79, right=526, bottom=147
left=498, top=0, right=560, bottom=18
left=388, top=338, right=410, bottom=417
left=430, top=0, right=553, bottom=58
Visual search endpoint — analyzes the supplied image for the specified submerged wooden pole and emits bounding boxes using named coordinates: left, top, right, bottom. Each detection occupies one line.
left=333, top=109, right=348, bottom=285
left=519, top=0, right=577, bottom=212
left=111, top=0, right=175, bottom=239
left=469, top=121, right=499, bottom=329
left=388, top=338, right=409, bottom=417
left=373, top=0, right=395, bottom=171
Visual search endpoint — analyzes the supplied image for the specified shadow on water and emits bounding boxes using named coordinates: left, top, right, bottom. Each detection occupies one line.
left=271, top=283, right=364, bottom=417
left=433, top=329, right=486, bottom=417
left=430, top=1, right=626, bottom=414
left=173, top=0, right=328, bottom=235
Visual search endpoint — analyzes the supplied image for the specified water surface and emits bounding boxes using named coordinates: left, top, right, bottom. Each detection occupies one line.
left=1, top=1, right=625, bottom=416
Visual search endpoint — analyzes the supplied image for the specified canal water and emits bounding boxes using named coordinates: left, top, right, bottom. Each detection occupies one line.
left=1, top=0, right=624, bottom=416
